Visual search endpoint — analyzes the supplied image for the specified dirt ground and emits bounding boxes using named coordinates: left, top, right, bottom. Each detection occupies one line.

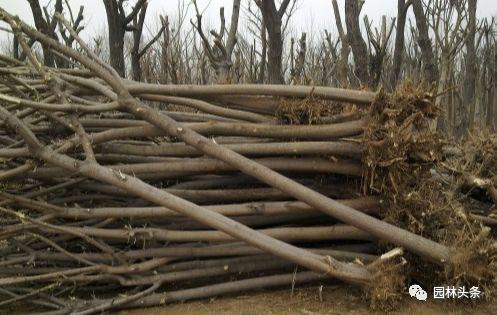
left=115, top=284, right=497, bottom=315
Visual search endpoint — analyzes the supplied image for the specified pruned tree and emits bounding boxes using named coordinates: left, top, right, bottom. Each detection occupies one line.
left=27, top=0, right=63, bottom=66
left=425, top=0, right=469, bottom=133
left=493, top=30, right=497, bottom=130
left=412, top=0, right=439, bottom=84
left=462, top=0, right=477, bottom=132
left=191, top=0, right=241, bottom=83
left=255, top=0, right=295, bottom=84
left=345, top=0, right=369, bottom=87
left=391, top=0, right=413, bottom=87
left=130, top=2, right=166, bottom=81
left=159, top=15, right=172, bottom=83
left=331, top=0, right=351, bottom=87
left=244, top=2, right=267, bottom=83
left=56, top=1, right=84, bottom=48
left=290, top=32, right=307, bottom=84
left=364, top=15, right=396, bottom=89
left=487, top=19, right=497, bottom=130
left=322, top=30, right=340, bottom=86
left=158, top=3, right=191, bottom=84
left=25, top=0, right=84, bottom=67
left=102, top=0, right=147, bottom=77
left=404, top=17, right=430, bottom=82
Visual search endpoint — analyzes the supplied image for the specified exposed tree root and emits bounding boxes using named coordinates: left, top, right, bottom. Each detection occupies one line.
left=363, top=82, right=497, bottom=304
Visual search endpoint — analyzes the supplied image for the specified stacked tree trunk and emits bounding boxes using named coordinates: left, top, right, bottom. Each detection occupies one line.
left=0, top=9, right=496, bottom=314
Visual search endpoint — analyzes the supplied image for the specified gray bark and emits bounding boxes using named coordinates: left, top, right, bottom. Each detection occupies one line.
left=412, top=0, right=439, bottom=83
left=256, top=0, right=289, bottom=84
left=391, top=0, right=412, bottom=87
left=345, top=0, right=369, bottom=87
left=463, top=0, right=477, bottom=133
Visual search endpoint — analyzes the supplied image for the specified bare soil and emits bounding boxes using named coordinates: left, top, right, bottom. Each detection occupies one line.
left=115, top=284, right=497, bottom=315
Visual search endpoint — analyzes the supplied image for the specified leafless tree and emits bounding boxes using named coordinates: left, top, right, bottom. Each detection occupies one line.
left=345, top=0, right=369, bottom=87
left=426, top=0, right=468, bottom=133
left=412, top=0, right=439, bottom=84
left=462, top=0, right=477, bottom=133
left=490, top=20, right=497, bottom=129
left=102, top=0, right=147, bottom=77
left=331, top=0, right=351, bottom=87
left=56, top=1, right=84, bottom=48
left=244, top=2, right=267, bottom=83
left=158, top=2, right=192, bottom=84
left=255, top=0, right=295, bottom=84
left=27, top=0, right=63, bottom=66
left=391, top=0, right=413, bottom=87
left=290, top=32, right=306, bottom=83
left=130, top=2, right=166, bottom=81
left=191, top=0, right=241, bottom=83
left=364, top=15, right=396, bottom=89
left=321, top=30, right=340, bottom=86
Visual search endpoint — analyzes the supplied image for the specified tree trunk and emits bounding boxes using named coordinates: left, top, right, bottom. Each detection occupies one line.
left=258, top=1, right=285, bottom=84
left=266, top=18, right=284, bottom=83
left=332, top=0, right=350, bottom=87
left=345, top=0, right=369, bottom=87
left=103, top=1, right=126, bottom=77
left=435, top=58, right=449, bottom=133
left=131, top=3, right=148, bottom=82
left=108, top=22, right=126, bottom=77
left=27, top=0, right=59, bottom=67
left=12, top=36, right=18, bottom=59
left=463, top=0, right=477, bottom=133
left=489, top=42, right=497, bottom=130
left=391, top=0, right=410, bottom=87
left=131, top=48, right=141, bottom=81
left=412, top=0, right=439, bottom=84
left=258, top=17, right=267, bottom=83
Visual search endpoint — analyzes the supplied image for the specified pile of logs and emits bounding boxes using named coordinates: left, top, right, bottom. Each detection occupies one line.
left=0, top=8, right=495, bottom=314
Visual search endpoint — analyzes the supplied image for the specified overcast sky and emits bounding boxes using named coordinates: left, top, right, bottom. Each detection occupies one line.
left=0, top=0, right=496, bottom=42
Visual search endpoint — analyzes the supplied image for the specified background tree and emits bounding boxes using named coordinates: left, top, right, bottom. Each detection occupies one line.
left=331, top=0, right=351, bottom=87
left=27, top=0, right=63, bottom=67
left=103, top=0, right=147, bottom=77
left=191, top=0, right=241, bottom=83
left=462, top=0, right=477, bottom=132
left=412, top=0, right=439, bottom=84
left=345, top=0, right=369, bottom=87
left=426, top=0, right=468, bottom=133
left=130, top=1, right=166, bottom=81
left=391, top=0, right=413, bottom=87
left=364, top=15, right=395, bottom=89
left=255, top=0, right=294, bottom=84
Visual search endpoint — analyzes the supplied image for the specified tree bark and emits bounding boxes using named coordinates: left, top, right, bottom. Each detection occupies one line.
left=332, top=0, right=351, bottom=87
left=258, top=16, right=267, bottom=83
left=412, top=0, right=439, bottom=83
left=463, top=0, right=477, bottom=132
left=27, top=0, right=64, bottom=67
left=345, top=0, right=369, bottom=87
left=191, top=0, right=241, bottom=83
left=103, top=0, right=127, bottom=77
left=257, top=0, right=286, bottom=84
left=489, top=40, right=497, bottom=130
left=391, top=0, right=411, bottom=87
left=435, top=58, right=450, bottom=133
left=131, top=3, right=148, bottom=81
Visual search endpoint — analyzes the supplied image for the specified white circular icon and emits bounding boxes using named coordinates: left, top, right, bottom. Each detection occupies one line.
left=409, top=284, right=422, bottom=297
left=415, top=290, right=428, bottom=301
left=409, top=284, right=427, bottom=301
